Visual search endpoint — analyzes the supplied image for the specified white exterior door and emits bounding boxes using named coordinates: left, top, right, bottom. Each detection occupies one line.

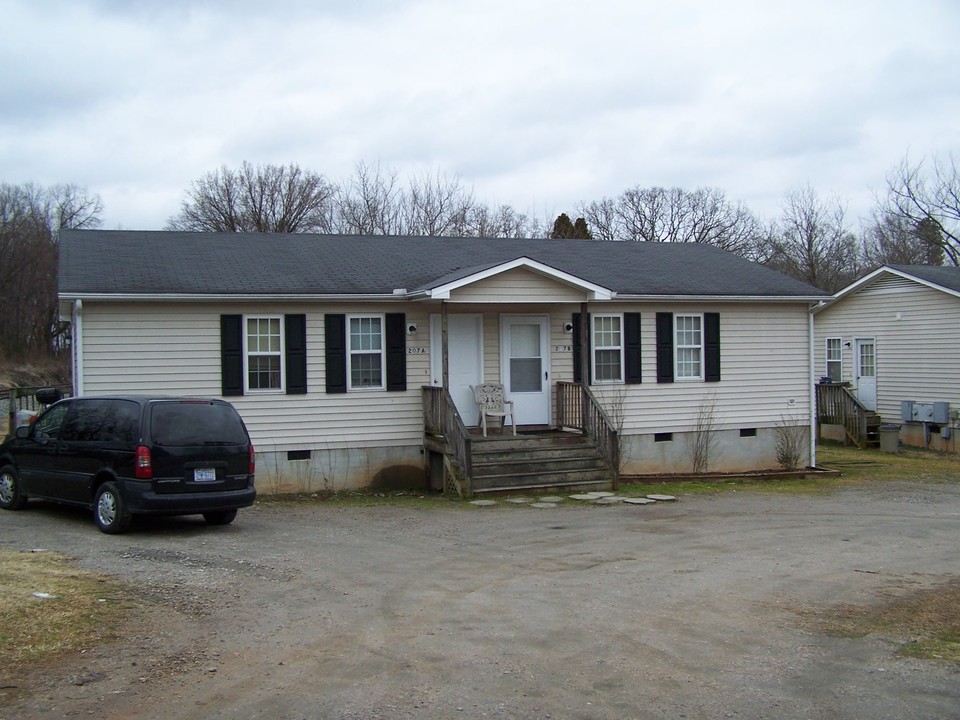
left=854, top=338, right=877, bottom=411
left=430, top=314, right=484, bottom=423
left=500, top=315, right=550, bottom=426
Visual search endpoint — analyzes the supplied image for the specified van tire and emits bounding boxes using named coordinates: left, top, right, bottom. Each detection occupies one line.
left=0, top=465, right=27, bottom=510
left=203, top=509, right=237, bottom=526
left=94, top=482, right=131, bottom=534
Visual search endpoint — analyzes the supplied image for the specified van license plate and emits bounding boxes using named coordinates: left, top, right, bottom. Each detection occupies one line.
left=194, top=468, right=216, bottom=482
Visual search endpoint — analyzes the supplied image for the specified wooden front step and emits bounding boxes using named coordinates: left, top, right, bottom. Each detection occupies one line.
left=469, top=431, right=613, bottom=493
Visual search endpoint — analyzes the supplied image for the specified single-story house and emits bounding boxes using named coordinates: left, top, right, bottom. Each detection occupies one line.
left=59, top=230, right=828, bottom=493
left=813, top=264, right=960, bottom=452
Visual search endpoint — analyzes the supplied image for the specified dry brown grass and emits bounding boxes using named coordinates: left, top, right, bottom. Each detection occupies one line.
left=797, top=578, right=960, bottom=662
left=0, top=549, right=132, bottom=681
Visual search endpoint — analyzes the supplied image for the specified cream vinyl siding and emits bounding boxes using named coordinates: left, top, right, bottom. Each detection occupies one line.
left=586, top=303, right=811, bottom=433
left=78, top=299, right=812, bottom=453
left=814, top=275, right=960, bottom=422
left=449, top=268, right=588, bottom=303
left=79, top=302, right=432, bottom=454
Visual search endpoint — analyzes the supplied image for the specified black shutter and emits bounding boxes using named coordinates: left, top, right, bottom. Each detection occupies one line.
left=385, top=313, right=407, bottom=392
left=324, top=314, right=347, bottom=394
left=285, top=314, right=307, bottom=394
left=220, top=315, right=243, bottom=396
left=572, top=313, right=592, bottom=384
left=705, top=312, right=720, bottom=383
left=624, top=312, right=642, bottom=384
left=655, top=312, right=674, bottom=384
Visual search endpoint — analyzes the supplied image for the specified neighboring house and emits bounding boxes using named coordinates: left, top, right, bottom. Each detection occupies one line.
left=813, top=265, right=960, bottom=452
left=59, top=230, right=827, bottom=492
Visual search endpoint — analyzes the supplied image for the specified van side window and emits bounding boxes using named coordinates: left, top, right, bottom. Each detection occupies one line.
left=32, top=403, right=69, bottom=440
left=61, top=400, right=140, bottom=443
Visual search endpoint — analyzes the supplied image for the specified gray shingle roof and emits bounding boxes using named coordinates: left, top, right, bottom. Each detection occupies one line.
left=58, top=230, right=828, bottom=299
left=889, top=264, right=960, bottom=294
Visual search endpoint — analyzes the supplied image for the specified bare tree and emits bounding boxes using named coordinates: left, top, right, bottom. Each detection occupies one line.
left=400, top=169, right=475, bottom=236
left=861, top=213, right=945, bottom=269
left=0, top=183, right=102, bottom=360
left=883, top=153, right=960, bottom=266
left=760, top=184, right=861, bottom=292
left=166, top=162, right=336, bottom=233
left=333, top=161, right=403, bottom=235
left=578, top=185, right=761, bottom=255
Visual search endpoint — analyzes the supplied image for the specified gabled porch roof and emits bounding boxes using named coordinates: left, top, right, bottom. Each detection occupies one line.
left=408, top=256, right=614, bottom=301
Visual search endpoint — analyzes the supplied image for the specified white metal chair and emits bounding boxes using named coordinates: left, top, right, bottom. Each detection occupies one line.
left=470, top=383, right=516, bottom=436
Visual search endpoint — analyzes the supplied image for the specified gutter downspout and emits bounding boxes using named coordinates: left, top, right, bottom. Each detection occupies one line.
left=73, top=299, right=83, bottom=397
left=808, top=306, right=816, bottom=468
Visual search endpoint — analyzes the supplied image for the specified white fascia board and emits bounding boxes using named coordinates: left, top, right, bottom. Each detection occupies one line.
left=615, top=294, right=827, bottom=304
left=426, top=257, right=614, bottom=300
left=58, top=293, right=403, bottom=303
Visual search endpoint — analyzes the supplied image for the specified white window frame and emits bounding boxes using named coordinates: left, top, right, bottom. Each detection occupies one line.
left=825, top=337, right=843, bottom=382
left=243, top=315, right=285, bottom=393
left=591, top=313, right=624, bottom=384
left=674, top=313, right=704, bottom=381
left=347, top=313, right=386, bottom=391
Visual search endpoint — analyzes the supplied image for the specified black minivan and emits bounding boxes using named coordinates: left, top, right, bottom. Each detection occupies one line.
left=0, top=394, right=256, bottom=533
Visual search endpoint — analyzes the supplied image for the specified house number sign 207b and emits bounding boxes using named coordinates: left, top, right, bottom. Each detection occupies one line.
left=553, top=345, right=572, bottom=352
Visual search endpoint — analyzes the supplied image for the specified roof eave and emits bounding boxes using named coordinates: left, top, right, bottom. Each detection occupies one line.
left=615, top=294, right=827, bottom=303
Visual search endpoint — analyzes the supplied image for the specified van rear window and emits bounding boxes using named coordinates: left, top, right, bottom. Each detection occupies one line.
left=150, top=402, right=248, bottom=446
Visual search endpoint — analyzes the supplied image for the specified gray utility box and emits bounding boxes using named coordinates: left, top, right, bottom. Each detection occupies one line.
left=900, top=401, right=950, bottom=424
left=879, top=424, right=901, bottom=453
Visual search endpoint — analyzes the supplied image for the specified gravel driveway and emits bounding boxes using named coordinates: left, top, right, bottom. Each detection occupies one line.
left=2, top=483, right=959, bottom=720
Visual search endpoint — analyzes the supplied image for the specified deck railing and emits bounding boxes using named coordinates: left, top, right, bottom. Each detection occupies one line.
left=4, top=385, right=71, bottom=439
left=422, top=386, right=473, bottom=497
left=815, top=382, right=868, bottom=448
left=556, top=381, right=620, bottom=488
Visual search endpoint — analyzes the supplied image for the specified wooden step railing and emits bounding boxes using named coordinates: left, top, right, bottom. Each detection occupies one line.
left=556, top=381, right=619, bottom=488
left=422, top=386, right=473, bottom=497
left=815, top=383, right=872, bottom=448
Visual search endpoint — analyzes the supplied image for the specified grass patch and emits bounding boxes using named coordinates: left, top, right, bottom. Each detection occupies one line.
left=0, top=549, right=132, bottom=678
left=799, top=578, right=960, bottom=663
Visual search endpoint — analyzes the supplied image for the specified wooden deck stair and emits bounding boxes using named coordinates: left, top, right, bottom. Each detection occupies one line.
left=470, top=432, right=612, bottom=494
left=864, top=411, right=883, bottom=448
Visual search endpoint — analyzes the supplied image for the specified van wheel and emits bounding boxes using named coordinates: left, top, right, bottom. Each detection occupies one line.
left=203, top=509, right=237, bottom=526
left=0, top=465, right=27, bottom=510
left=94, top=482, right=131, bottom=534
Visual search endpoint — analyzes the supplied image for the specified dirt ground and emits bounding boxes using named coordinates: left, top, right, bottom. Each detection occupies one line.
left=2, top=483, right=959, bottom=720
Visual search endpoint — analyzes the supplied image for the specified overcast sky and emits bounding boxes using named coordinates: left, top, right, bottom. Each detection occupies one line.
left=3, top=0, right=958, bottom=231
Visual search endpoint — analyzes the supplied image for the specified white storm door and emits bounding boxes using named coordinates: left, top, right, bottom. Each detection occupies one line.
left=500, top=315, right=550, bottom=426
left=430, top=314, right=484, bottom=423
left=854, top=338, right=877, bottom=411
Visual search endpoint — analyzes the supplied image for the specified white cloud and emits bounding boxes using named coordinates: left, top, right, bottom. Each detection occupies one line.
left=2, top=0, right=958, bottom=230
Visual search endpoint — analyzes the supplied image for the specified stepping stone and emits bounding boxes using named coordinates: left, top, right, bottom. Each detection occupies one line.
left=504, top=497, right=532, bottom=504
left=594, top=496, right=624, bottom=504
left=569, top=494, right=598, bottom=501
left=530, top=502, right=559, bottom=509
left=539, top=496, right=565, bottom=503
left=587, top=491, right=615, bottom=498
left=469, top=500, right=498, bottom=506
left=622, top=497, right=657, bottom=505
left=646, top=494, right=677, bottom=502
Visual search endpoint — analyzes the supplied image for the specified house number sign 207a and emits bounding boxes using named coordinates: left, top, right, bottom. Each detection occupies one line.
left=407, top=347, right=426, bottom=354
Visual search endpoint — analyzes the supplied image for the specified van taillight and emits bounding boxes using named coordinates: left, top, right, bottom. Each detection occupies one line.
left=135, top=445, right=153, bottom=479
left=249, top=444, right=256, bottom=475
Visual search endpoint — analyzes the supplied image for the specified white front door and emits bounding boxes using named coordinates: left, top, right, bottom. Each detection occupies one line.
left=854, top=338, right=877, bottom=411
left=500, top=315, right=550, bottom=426
left=430, top=314, right=484, bottom=423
